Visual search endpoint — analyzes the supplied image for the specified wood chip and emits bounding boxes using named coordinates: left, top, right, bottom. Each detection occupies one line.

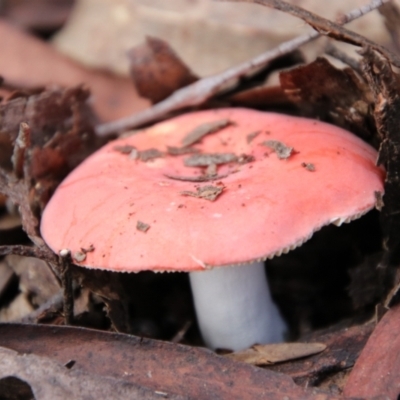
left=263, top=140, right=294, bottom=159
left=114, top=145, right=136, bottom=154
left=180, top=185, right=224, bottom=201
left=374, top=191, right=384, bottom=211
left=237, top=154, right=255, bottom=164
left=184, top=153, right=238, bottom=167
left=301, top=162, right=315, bottom=171
left=136, top=220, right=150, bottom=232
left=181, top=119, right=232, bottom=147
left=164, top=173, right=229, bottom=182
left=246, top=131, right=261, bottom=143
left=166, top=146, right=199, bottom=156
left=226, top=342, right=326, bottom=366
left=138, top=148, right=164, bottom=162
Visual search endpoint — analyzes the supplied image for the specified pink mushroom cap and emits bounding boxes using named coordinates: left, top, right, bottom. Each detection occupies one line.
left=40, top=108, right=385, bottom=272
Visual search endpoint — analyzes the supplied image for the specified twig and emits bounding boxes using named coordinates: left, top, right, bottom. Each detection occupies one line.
left=0, top=244, right=57, bottom=261
left=324, top=43, right=362, bottom=73
left=59, top=249, right=74, bottom=325
left=227, top=0, right=399, bottom=65
left=95, top=0, right=388, bottom=137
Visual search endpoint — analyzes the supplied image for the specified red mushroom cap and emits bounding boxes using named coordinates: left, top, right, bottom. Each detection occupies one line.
left=40, top=108, right=384, bottom=272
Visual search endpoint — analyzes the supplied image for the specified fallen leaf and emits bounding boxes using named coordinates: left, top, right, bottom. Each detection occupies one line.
left=226, top=342, right=326, bottom=365
left=266, top=322, right=373, bottom=386
left=280, top=57, right=373, bottom=140
left=0, top=323, right=341, bottom=400
left=344, top=303, right=400, bottom=399
left=0, top=346, right=183, bottom=400
left=128, top=36, right=198, bottom=103
left=53, top=0, right=393, bottom=77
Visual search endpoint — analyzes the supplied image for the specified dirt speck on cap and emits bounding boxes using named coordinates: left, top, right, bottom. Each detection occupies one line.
left=137, top=220, right=151, bottom=232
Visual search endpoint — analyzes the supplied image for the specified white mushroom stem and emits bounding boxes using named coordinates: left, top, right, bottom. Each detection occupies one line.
left=189, top=261, right=286, bottom=351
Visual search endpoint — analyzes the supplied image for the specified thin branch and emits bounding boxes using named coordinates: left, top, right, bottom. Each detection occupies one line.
left=227, top=0, right=399, bottom=65
left=95, top=0, right=388, bottom=137
left=324, top=42, right=362, bottom=73
left=0, top=244, right=57, bottom=261
left=59, top=249, right=74, bottom=325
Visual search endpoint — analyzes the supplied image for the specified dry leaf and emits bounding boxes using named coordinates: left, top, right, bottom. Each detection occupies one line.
left=128, top=36, right=198, bottom=103
left=226, top=342, right=326, bottom=365
left=0, top=324, right=340, bottom=400
left=0, top=346, right=180, bottom=400
left=53, top=0, right=394, bottom=77
left=344, top=304, right=400, bottom=399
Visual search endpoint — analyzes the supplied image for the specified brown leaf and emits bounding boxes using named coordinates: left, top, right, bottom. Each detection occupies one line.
left=0, top=323, right=340, bottom=400
left=280, top=57, right=374, bottom=140
left=226, top=342, right=326, bottom=366
left=129, top=36, right=198, bottom=104
left=0, top=346, right=183, bottom=400
left=95, top=2, right=386, bottom=137
left=344, top=303, right=400, bottom=398
left=266, top=322, right=374, bottom=386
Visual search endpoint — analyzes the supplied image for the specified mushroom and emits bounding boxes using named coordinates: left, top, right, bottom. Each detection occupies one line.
left=40, top=108, right=384, bottom=351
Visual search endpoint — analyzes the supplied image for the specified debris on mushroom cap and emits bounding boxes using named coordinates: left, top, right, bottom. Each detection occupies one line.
left=40, top=108, right=385, bottom=272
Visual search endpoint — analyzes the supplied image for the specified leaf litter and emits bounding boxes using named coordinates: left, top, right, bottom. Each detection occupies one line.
left=1, top=0, right=400, bottom=398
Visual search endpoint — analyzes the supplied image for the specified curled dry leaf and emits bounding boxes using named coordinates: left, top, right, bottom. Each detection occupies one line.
left=280, top=57, right=373, bottom=140
left=128, top=36, right=198, bottom=104
left=226, top=342, right=326, bottom=366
